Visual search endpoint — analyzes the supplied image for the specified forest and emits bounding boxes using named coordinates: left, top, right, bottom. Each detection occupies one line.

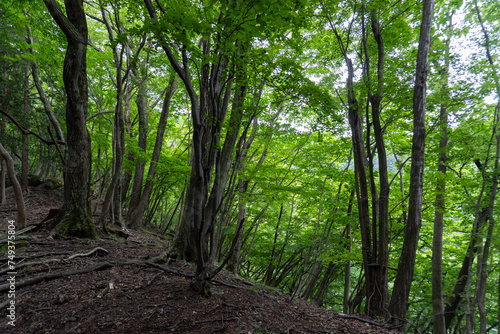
left=0, top=0, right=499, bottom=333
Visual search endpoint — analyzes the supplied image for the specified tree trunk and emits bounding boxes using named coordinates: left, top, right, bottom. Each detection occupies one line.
left=128, top=67, right=149, bottom=213
left=432, top=14, right=451, bottom=334
left=226, top=179, right=248, bottom=273
left=472, top=3, right=500, bottom=332
left=0, top=156, right=5, bottom=205
left=471, top=108, right=500, bottom=334
left=120, top=82, right=134, bottom=203
left=43, top=0, right=97, bottom=239
left=312, top=261, right=335, bottom=307
left=128, top=75, right=179, bottom=228
left=389, top=0, right=434, bottom=328
left=98, top=53, right=126, bottom=230
left=367, top=9, right=390, bottom=318
left=325, top=6, right=384, bottom=316
left=444, top=214, right=483, bottom=329
left=1, top=108, right=6, bottom=205
left=264, top=204, right=284, bottom=286
left=431, top=96, right=448, bottom=334
left=343, top=189, right=355, bottom=313
left=227, top=95, right=284, bottom=271
left=28, top=28, right=65, bottom=143
left=0, top=142, right=26, bottom=228
left=21, top=62, right=30, bottom=193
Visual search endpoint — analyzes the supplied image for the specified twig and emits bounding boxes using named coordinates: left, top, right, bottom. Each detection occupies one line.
left=138, top=271, right=162, bottom=290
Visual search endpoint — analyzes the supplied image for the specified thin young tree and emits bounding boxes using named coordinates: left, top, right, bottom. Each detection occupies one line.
left=431, top=12, right=452, bottom=334
left=388, top=0, right=435, bottom=327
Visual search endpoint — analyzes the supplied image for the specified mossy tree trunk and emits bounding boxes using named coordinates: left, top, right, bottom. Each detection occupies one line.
left=43, top=0, right=97, bottom=239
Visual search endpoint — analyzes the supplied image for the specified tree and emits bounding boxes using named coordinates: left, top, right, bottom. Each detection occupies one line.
left=388, top=0, right=435, bottom=328
left=0, top=142, right=26, bottom=228
left=43, top=0, right=97, bottom=238
left=431, top=11, right=452, bottom=334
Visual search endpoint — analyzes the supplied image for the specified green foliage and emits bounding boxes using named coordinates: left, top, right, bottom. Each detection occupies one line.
left=1, top=0, right=500, bottom=332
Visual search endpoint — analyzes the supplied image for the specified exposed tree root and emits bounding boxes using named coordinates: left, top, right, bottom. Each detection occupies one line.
left=66, top=246, right=108, bottom=260
left=0, top=261, right=113, bottom=292
left=334, top=312, right=391, bottom=328
left=0, top=258, right=62, bottom=275
left=0, top=247, right=109, bottom=275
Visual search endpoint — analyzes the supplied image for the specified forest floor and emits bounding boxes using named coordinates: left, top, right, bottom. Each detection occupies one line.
left=0, top=188, right=397, bottom=334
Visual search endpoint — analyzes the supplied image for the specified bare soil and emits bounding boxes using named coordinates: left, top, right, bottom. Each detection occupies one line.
left=0, top=188, right=397, bottom=333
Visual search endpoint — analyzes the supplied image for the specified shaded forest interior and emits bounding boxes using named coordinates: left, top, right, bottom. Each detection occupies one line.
left=1, top=0, right=500, bottom=333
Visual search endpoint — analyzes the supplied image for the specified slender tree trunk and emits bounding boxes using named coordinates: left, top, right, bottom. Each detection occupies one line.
left=226, top=179, right=248, bottom=273
left=300, top=262, right=322, bottom=300
left=432, top=97, right=448, bottom=334
left=343, top=188, right=355, bottom=313
left=324, top=8, right=379, bottom=315
left=0, top=142, right=26, bottom=228
left=389, top=0, right=434, bottom=328
left=0, top=156, right=5, bottom=205
left=1, top=92, right=7, bottom=204
left=120, top=83, right=134, bottom=203
left=471, top=112, right=500, bottom=334
left=43, top=0, right=97, bottom=238
left=28, top=29, right=65, bottom=142
left=265, top=204, right=284, bottom=286
left=432, top=14, right=451, bottom=334
left=312, top=261, right=335, bottom=307
left=21, top=63, right=30, bottom=192
left=98, top=52, right=126, bottom=230
left=444, top=214, right=483, bottom=329
left=128, top=76, right=179, bottom=228
left=366, top=9, right=390, bottom=317
left=128, top=67, right=149, bottom=212
left=227, top=95, right=283, bottom=271
left=472, top=3, right=500, bottom=332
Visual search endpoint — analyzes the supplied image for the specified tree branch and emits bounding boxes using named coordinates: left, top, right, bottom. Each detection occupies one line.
left=0, top=109, right=66, bottom=146
left=43, top=0, right=85, bottom=43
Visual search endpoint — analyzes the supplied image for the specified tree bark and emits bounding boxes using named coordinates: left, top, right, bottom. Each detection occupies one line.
left=128, top=67, right=149, bottom=213
left=366, top=8, right=390, bottom=317
left=128, top=75, right=179, bottom=228
left=1, top=92, right=7, bottom=204
left=444, top=212, right=483, bottom=329
left=432, top=14, right=451, bottom=334
left=471, top=3, right=500, bottom=332
left=312, top=261, right=336, bottom=307
left=21, top=62, right=30, bottom=193
left=227, top=94, right=284, bottom=271
left=343, top=189, right=355, bottom=313
left=389, top=0, right=434, bottom=328
left=431, top=91, right=448, bottom=334
left=0, top=142, right=26, bottom=228
left=27, top=28, right=65, bottom=143
left=43, top=0, right=97, bottom=238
